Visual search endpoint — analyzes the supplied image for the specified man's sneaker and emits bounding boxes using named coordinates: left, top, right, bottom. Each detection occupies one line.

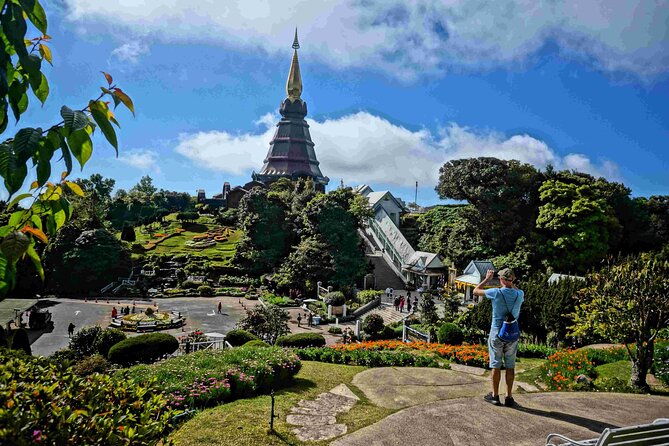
left=504, top=396, right=517, bottom=407
left=483, top=393, right=501, bottom=406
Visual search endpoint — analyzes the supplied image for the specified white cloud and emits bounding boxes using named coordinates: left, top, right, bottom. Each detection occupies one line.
left=118, top=149, right=160, bottom=172
left=110, top=41, right=150, bottom=64
left=174, top=111, right=620, bottom=186
left=63, top=0, right=669, bottom=80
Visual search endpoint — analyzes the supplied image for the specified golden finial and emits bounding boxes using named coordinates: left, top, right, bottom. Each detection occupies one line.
left=286, top=28, right=302, bottom=101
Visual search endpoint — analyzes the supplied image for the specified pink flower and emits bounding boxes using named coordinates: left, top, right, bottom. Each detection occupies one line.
left=33, top=430, right=42, bottom=442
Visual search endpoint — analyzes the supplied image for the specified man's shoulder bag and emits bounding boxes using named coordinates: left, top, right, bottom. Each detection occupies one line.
left=497, top=289, right=520, bottom=343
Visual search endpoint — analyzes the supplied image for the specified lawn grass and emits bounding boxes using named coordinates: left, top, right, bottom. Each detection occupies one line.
left=170, top=361, right=395, bottom=446
left=513, top=357, right=547, bottom=388
left=123, top=213, right=241, bottom=262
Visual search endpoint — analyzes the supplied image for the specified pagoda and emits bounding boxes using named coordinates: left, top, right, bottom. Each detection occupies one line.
left=252, top=30, right=329, bottom=192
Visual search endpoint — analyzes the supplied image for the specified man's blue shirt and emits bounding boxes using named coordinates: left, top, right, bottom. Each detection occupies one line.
left=484, top=287, right=524, bottom=332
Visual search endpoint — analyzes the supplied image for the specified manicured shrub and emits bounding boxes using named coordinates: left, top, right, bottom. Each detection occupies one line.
left=73, top=354, right=111, bottom=376
left=517, top=343, right=557, bottom=359
left=127, top=347, right=301, bottom=410
left=0, top=349, right=175, bottom=445
left=584, top=346, right=629, bottom=366
left=9, top=328, right=31, bottom=355
left=49, top=348, right=77, bottom=364
left=198, top=285, right=214, bottom=296
left=120, top=223, right=136, bottom=242
left=243, top=339, right=271, bottom=348
left=324, top=291, right=345, bottom=306
left=93, top=328, right=127, bottom=358
left=225, top=329, right=259, bottom=346
left=379, top=325, right=398, bottom=340
left=363, top=313, right=384, bottom=339
left=437, top=323, right=464, bottom=345
left=108, top=333, right=179, bottom=365
left=357, top=289, right=384, bottom=304
left=69, top=326, right=102, bottom=358
left=328, top=326, right=343, bottom=334
left=276, top=333, right=326, bottom=348
left=181, top=280, right=200, bottom=289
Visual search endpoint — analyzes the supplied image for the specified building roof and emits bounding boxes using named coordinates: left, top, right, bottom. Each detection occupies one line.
left=0, top=298, right=39, bottom=325
left=403, top=251, right=445, bottom=274
left=456, top=260, right=500, bottom=287
left=366, top=191, right=406, bottom=212
left=548, top=273, right=586, bottom=284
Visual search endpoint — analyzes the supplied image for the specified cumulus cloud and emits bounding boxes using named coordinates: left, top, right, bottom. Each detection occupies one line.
left=63, top=0, right=668, bottom=80
left=118, top=150, right=160, bottom=172
left=110, top=41, right=150, bottom=64
left=174, top=111, right=619, bottom=186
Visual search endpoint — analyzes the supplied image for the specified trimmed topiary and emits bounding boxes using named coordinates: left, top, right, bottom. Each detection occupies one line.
left=197, top=285, right=213, bottom=296
left=73, top=354, right=111, bottom=376
left=324, top=291, right=345, bottom=306
left=108, top=333, right=179, bottom=365
left=379, top=325, right=398, bottom=340
left=93, top=328, right=127, bottom=357
left=437, top=322, right=464, bottom=345
left=363, top=313, right=385, bottom=339
left=276, top=333, right=326, bottom=348
left=225, top=329, right=259, bottom=347
left=242, top=339, right=270, bottom=348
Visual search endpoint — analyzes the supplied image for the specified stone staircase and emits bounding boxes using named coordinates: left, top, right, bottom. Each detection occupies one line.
left=361, top=303, right=408, bottom=325
left=365, top=253, right=406, bottom=290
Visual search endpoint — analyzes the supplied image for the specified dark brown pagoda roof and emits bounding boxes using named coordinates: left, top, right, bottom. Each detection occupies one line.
left=253, top=30, right=328, bottom=189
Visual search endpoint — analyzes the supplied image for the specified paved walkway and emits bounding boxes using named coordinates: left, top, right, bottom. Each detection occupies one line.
left=332, top=392, right=669, bottom=446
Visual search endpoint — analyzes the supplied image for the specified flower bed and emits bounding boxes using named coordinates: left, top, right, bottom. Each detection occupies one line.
left=0, top=349, right=176, bottom=445
left=296, top=341, right=489, bottom=368
left=126, top=346, right=301, bottom=410
left=539, top=349, right=596, bottom=391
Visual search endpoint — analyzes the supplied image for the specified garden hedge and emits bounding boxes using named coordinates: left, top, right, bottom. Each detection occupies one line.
left=276, top=333, right=326, bottom=348
left=225, top=329, right=259, bottom=346
left=108, top=333, right=179, bottom=365
left=437, top=323, right=464, bottom=345
left=243, top=339, right=271, bottom=348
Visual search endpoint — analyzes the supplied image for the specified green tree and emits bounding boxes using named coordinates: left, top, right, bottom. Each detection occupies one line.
left=128, top=175, right=157, bottom=202
left=0, top=1, right=134, bottom=295
left=276, top=236, right=334, bottom=291
left=234, top=188, right=290, bottom=275
left=436, top=158, right=544, bottom=253
left=236, top=304, right=290, bottom=344
left=536, top=177, right=620, bottom=273
left=570, top=254, right=669, bottom=391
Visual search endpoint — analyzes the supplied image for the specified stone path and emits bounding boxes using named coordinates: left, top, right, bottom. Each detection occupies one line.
left=287, top=383, right=360, bottom=441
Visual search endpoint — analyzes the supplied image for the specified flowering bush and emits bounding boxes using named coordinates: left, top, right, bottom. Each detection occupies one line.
left=540, top=349, right=596, bottom=391
left=127, top=346, right=301, bottom=410
left=179, top=330, right=208, bottom=344
left=0, top=349, right=176, bottom=445
left=297, top=347, right=441, bottom=368
left=584, top=346, right=629, bottom=365
left=297, top=340, right=489, bottom=368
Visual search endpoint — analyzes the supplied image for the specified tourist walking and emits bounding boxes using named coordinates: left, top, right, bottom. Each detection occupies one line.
left=399, top=296, right=405, bottom=313
left=393, top=296, right=400, bottom=311
left=217, top=302, right=222, bottom=314
left=297, top=313, right=302, bottom=327
left=413, top=296, right=418, bottom=310
left=474, top=268, right=524, bottom=407
left=406, top=298, right=412, bottom=313
left=111, top=306, right=118, bottom=319
left=307, top=312, right=313, bottom=327
left=67, top=322, right=75, bottom=337
left=385, top=287, right=391, bottom=299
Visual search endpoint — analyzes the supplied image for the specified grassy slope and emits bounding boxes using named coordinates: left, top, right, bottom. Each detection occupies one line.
left=126, top=214, right=241, bottom=266
left=170, top=361, right=394, bottom=446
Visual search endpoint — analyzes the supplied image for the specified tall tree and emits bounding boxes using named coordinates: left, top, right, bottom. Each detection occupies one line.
left=234, top=188, right=290, bottom=275
left=0, top=1, right=134, bottom=295
left=570, top=254, right=669, bottom=391
left=436, top=158, right=544, bottom=253
left=536, top=176, right=620, bottom=273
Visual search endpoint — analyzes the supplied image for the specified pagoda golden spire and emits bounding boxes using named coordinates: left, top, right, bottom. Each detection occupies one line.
left=286, top=28, right=302, bottom=101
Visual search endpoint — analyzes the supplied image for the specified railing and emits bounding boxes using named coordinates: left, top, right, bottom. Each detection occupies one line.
left=367, top=218, right=404, bottom=271
left=403, top=325, right=430, bottom=343
left=101, top=282, right=115, bottom=294
left=177, top=339, right=228, bottom=355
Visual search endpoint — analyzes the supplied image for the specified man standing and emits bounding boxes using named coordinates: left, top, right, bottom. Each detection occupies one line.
left=67, top=322, right=75, bottom=337
left=217, top=302, right=222, bottom=314
left=474, top=268, right=524, bottom=407
left=297, top=313, right=302, bottom=327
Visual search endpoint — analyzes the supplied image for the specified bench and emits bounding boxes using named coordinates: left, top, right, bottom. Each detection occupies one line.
left=546, top=418, right=669, bottom=446
left=137, top=321, right=157, bottom=332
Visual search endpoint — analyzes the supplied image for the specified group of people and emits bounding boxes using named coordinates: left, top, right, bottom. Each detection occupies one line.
left=296, top=312, right=314, bottom=327
left=111, top=305, right=135, bottom=319
left=392, top=294, right=418, bottom=313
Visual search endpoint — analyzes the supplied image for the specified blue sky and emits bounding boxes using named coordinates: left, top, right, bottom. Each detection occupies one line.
left=10, top=0, right=669, bottom=206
